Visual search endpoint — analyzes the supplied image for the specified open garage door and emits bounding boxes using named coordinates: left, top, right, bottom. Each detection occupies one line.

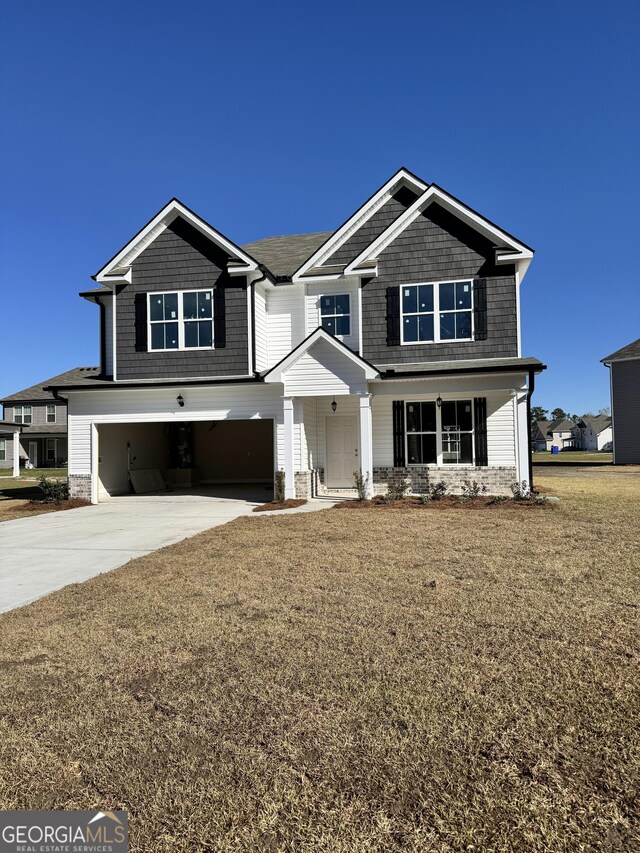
left=97, top=419, right=274, bottom=500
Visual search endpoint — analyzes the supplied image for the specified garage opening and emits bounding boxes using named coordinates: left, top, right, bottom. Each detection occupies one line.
left=97, top=420, right=274, bottom=500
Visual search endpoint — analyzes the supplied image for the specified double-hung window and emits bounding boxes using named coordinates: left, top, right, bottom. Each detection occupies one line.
left=14, top=405, right=32, bottom=425
left=149, top=290, right=213, bottom=351
left=0, top=439, right=5, bottom=462
left=320, top=294, right=350, bottom=336
left=401, top=280, right=473, bottom=343
left=46, top=404, right=56, bottom=424
left=406, top=399, right=474, bottom=465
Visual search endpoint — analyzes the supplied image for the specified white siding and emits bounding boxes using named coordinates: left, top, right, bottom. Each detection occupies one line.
left=266, top=285, right=305, bottom=366
left=103, top=296, right=114, bottom=376
left=302, top=398, right=318, bottom=468
left=283, top=340, right=368, bottom=397
left=254, top=283, right=268, bottom=372
left=486, top=392, right=517, bottom=466
left=305, top=278, right=360, bottom=353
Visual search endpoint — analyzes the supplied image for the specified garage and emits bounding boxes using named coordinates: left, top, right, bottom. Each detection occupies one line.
left=96, top=419, right=274, bottom=500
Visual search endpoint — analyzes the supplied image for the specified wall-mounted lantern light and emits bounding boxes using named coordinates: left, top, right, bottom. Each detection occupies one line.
left=331, top=398, right=337, bottom=413
left=436, top=395, right=443, bottom=408
left=177, top=395, right=185, bottom=408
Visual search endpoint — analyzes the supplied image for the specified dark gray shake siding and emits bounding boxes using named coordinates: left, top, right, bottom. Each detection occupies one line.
left=362, top=203, right=518, bottom=364
left=327, top=187, right=419, bottom=266
left=116, top=218, right=249, bottom=380
left=611, top=360, right=640, bottom=463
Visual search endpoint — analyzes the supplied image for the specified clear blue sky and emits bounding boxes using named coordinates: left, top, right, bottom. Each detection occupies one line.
left=1, top=0, right=639, bottom=415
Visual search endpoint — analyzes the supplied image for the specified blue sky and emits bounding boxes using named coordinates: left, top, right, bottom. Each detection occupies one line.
left=1, top=0, right=639, bottom=414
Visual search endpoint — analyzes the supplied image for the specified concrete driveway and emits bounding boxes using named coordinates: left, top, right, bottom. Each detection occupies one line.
left=0, top=488, right=269, bottom=613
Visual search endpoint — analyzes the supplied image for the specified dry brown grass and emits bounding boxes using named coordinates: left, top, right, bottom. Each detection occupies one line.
left=0, top=470, right=638, bottom=851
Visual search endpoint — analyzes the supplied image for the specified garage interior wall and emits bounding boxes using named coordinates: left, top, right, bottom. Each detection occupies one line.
left=98, top=423, right=168, bottom=497
left=193, top=420, right=273, bottom=483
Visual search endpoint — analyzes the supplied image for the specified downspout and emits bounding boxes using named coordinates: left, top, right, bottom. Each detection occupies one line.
left=527, top=367, right=535, bottom=490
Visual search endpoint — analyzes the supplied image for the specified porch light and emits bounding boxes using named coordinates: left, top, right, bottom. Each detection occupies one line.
left=177, top=395, right=185, bottom=408
left=436, top=395, right=443, bottom=408
left=331, top=398, right=337, bottom=413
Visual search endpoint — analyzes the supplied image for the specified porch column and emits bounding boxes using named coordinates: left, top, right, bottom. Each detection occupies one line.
left=516, top=390, right=530, bottom=493
left=283, top=397, right=296, bottom=499
left=12, top=429, right=20, bottom=478
left=359, top=393, right=374, bottom=498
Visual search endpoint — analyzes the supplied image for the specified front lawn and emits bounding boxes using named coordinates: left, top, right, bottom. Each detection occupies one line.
left=0, top=467, right=67, bottom=478
left=0, top=472, right=72, bottom=522
left=0, top=470, right=638, bottom=851
left=532, top=451, right=612, bottom=464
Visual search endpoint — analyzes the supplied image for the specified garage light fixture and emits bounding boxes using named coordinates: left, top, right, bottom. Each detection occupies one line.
left=177, top=394, right=185, bottom=408
left=331, top=397, right=337, bottom=413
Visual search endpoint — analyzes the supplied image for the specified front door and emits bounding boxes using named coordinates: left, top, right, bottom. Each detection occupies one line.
left=326, top=416, right=358, bottom=488
left=28, top=441, right=38, bottom=468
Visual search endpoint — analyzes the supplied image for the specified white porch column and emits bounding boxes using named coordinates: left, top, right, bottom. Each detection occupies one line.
left=283, top=397, right=296, bottom=499
left=516, top=390, right=530, bottom=492
left=12, top=429, right=20, bottom=478
left=359, top=393, right=374, bottom=498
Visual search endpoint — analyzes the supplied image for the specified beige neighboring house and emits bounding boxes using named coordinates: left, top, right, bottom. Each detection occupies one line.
left=1, top=368, right=98, bottom=470
left=545, top=418, right=581, bottom=451
left=578, top=414, right=612, bottom=451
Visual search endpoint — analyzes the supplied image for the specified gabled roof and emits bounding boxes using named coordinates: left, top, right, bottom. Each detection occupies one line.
left=344, top=183, right=534, bottom=278
left=602, top=337, right=640, bottom=363
left=242, top=233, right=332, bottom=278
left=549, top=418, right=578, bottom=433
left=263, top=327, right=379, bottom=383
left=1, top=367, right=100, bottom=403
left=93, top=198, right=262, bottom=284
left=579, top=414, right=612, bottom=433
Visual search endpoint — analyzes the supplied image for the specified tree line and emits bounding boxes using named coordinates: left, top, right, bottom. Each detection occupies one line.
left=531, top=406, right=610, bottom=426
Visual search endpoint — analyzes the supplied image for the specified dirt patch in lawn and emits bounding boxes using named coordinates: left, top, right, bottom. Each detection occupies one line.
left=334, top=495, right=553, bottom=510
left=0, top=469, right=638, bottom=851
left=253, top=498, right=307, bottom=512
left=0, top=498, right=90, bottom=522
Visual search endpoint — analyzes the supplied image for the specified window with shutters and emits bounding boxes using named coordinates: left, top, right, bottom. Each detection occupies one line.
left=401, top=280, right=473, bottom=344
left=148, top=290, right=214, bottom=351
left=405, top=399, right=474, bottom=465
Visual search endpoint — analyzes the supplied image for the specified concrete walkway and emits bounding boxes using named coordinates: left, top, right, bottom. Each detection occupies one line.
left=0, top=489, right=334, bottom=613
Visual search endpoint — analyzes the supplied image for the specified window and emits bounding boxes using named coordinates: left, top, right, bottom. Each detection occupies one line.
left=14, top=405, right=32, bottom=425
left=406, top=399, right=473, bottom=465
left=45, top=438, right=57, bottom=463
left=401, top=281, right=473, bottom=344
left=0, top=439, right=5, bottom=462
left=320, top=294, right=350, bottom=336
left=148, top=290, right=213, bottom=351
left=46, top=404, right=56, bottom=423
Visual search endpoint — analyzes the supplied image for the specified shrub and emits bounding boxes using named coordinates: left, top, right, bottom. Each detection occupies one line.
left=461, top=480, right=488, bottom=501
left=37, top=476, right=69, bottom=503
left=386, top=477, right=411, bottom=501
left=428, top=481, right=448, bottom=501
left=510, top=480, right=531, bottom=501
left=274, top=470, right=286, bottom=503
left=353, top=470, right=368, bottom=501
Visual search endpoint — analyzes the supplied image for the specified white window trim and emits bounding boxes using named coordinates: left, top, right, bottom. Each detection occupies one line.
left=14, top=405, right=33, bottom=425
left=45, top=438, right=58, bottom=463
left=0, top=438, right=5, bottom=462
left=400, top=280, right=474, bottom=345
left=405, top=400, right=475, bottom=466
left=318, top=293, right=351, bottom=338
left=147, top=289, right=215, bottom=352
left=46, top=404, right=56, bottom=424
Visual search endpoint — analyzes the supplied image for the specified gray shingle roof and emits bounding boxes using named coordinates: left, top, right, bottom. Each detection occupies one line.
left=242, top=232, right=333, bottom=278
left=602, top=337, right=640, bottom=362
left=550, top=418, right=578, bottom=433
left=580, top=414, right=611, bottom=433
left=1, top=367, right=100, bottom=403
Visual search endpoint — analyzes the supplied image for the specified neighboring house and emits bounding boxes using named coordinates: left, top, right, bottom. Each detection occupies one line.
left=531, top=420, right=550, bottom=452
left=45, top=167, right=545, bottom=503
left=602, top=337, right=640, bottom=463
left=545, top=418, right=582, bottom=450
left=0, top=368, right=99, bottom=469
left=577, top=414, right=612, bottom=451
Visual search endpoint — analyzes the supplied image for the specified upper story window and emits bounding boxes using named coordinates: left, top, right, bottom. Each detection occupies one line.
left=320, top=294, right=350, bottom=336
left=406, top=399, right=473, bottom=465
left=46, top=404, right=56, bottom=423
left=148, top=290, right=213, bottom=351
left=401, top=280, right=473, bottom=344
left=14, top=405, right=32, bottom=425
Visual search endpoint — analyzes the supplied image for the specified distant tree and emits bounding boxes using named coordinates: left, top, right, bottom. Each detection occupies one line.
left=530, top=405, right=548, bottom=425
left=598, top=406, right=611, bottom=416
left=551, top=407, right=567, bottom=421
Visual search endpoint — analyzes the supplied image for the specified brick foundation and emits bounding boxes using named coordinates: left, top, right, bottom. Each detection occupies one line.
left=69, top=474, right=92, bottom=501
left=372, top=466, right=516, bottom=496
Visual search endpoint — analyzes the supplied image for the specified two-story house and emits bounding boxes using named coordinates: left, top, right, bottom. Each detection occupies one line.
left=1, top=368, right=98, bottom=470
left=46, top=168, right=545, bottom=503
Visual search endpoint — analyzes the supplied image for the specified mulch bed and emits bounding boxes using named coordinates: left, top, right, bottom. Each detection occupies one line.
left=253, top=499, right=307, bottom=512
left=22, top=499, right=91, bottom=514
left=333, top=495, right=552, bottom=510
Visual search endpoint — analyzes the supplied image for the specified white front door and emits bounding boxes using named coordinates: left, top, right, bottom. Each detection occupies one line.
left=326, top=416, right=358, bottom=488
left=28, top=441, right=38, bottom=468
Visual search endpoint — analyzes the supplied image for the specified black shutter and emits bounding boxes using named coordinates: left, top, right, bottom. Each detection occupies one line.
left=392, top=400, right=405, bottom=467
left=473, top=278, right=487, bottom=341
left=474, top=397, right=488, bottom=466
left=386, top=286, right=401, bottom=347
left=213, top=286, right=226, bottom=348
left=134, top=293, right=148, bottom=352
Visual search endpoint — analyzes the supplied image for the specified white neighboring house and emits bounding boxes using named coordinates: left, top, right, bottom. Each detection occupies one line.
left=578, top=415, right=612, bottom=451
left=46, top=167, right=546, bottom=503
